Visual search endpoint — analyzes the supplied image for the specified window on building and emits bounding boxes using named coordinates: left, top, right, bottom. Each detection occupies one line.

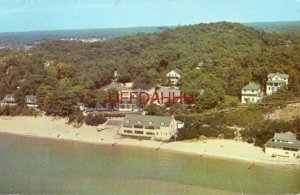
left=134, top=130, right=143, bottom=135
left=149, top=121, right=153, bottom=125
left=134, top=124, right=143, bottom=129
left=125, top=119, right=130, bottom=123
left=145, top=126, right=155, bottom=129
left=124, top=130, right=132, bottom=134
left=137, top=120, right=142, bottom=124
left=160, top=122, right=165, bottom=126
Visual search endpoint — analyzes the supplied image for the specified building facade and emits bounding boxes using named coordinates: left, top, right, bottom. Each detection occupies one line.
left=266, top=73, right=289, bottom=96
left=119, top=114, right=178, bottom=141
left=265, top=131, right=300, bottom=158
left=241, top=82, right=262, bottom=104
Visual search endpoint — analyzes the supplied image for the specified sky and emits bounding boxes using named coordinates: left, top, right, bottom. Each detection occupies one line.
left=0, top=0, right=300, bottom=32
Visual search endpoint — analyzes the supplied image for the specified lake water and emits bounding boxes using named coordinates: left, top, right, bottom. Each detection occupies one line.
left=0, top=134, right=299, bottom=194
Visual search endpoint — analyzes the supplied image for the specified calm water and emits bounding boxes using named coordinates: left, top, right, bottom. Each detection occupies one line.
left=0, top=134, right=299, bottom=194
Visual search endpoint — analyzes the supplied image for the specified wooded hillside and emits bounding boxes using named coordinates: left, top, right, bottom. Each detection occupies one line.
left=0, top=21, right=300, bottom=115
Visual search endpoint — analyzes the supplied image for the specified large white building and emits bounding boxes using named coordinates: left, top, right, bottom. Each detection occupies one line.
left=266, top=73, right=289, bottom=96
left=166, top=69, right=182, bottom=85
left=265, top=131, right=300, bottom=158
left=241, top=82, right=262, bottom=104
left=119, top=114, right=179, bottom=141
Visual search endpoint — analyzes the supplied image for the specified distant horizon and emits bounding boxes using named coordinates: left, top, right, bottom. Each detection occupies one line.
left=1, top=20, right=300, bottom=34
left=1, top=0, right=300, bottom=33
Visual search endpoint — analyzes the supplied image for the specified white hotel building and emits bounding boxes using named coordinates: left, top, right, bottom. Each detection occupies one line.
left=118, top=114, right=179, bottom=141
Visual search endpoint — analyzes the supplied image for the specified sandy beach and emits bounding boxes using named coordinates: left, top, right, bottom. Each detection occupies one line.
left=0, top=115, right=299, bottom=166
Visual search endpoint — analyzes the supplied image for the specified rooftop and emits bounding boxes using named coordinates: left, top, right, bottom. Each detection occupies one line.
left=123, top=114, right=173, bottom=127
left=133, top=84, right=155, bottom=91
left=266, top=139, right=300, bottom=150
left=157, top=86, right=181, bottom=96
left=4, top=94, right=15, bottom=98
left=242, top=82, right=261, bottom=91
left=273, top=131, right=297, bottom=142
left=25, top=95, right=37, bottom=104
left=267, top=72, right=289, bottom=79
left=100, top=81, right=129, bottom=91
left=169, top=68, right=182, bottom=75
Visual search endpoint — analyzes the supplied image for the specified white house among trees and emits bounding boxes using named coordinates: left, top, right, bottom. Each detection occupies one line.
left=1, top=94, right=17, bottom=107
left=266, top=73, right=289, bottom=96
left=166, top=69, right=182, bottom=85
left=241, top=82, right=262, bottom=104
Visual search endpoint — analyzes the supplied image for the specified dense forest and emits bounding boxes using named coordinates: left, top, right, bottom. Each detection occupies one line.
left=0, top=21, right=300, bottom=115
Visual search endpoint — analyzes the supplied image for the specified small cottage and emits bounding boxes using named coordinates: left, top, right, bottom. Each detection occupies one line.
left=1, top=94, right=17, bottom=107
left=266, top=73, right=289, bottom=96
left=166, top=69, right=182, bottom=85
left=25, top=95, right=38, bottom=108
left=265, top=131, right=300, bottom=158
left=241, top=82, right=262, bottom=104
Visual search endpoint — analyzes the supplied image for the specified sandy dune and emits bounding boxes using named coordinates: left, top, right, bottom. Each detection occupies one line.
left=0, top=116, right=299, bottom=166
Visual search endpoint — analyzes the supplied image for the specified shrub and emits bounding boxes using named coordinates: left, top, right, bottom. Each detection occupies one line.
left=264, top=88, right=296, bottom=102
left=177, top=123, right=235, bottom=140
left=102, top=112, right=125, bottom=118
left=85, top=114, right=107, bottom=126
left=0, top=106, right=23, bottom=116
left=68, top=109, right=84, bottom=124
left=240, top=118, right=300, bottom=147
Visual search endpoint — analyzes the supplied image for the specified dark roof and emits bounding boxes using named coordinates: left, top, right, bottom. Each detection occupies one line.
left=242, top=82, right=261, bottom=90
left=123, top=114, right=172, bottom=127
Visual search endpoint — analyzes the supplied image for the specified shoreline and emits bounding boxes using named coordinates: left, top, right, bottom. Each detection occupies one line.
left=1, top=116, right=300, bottom=166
